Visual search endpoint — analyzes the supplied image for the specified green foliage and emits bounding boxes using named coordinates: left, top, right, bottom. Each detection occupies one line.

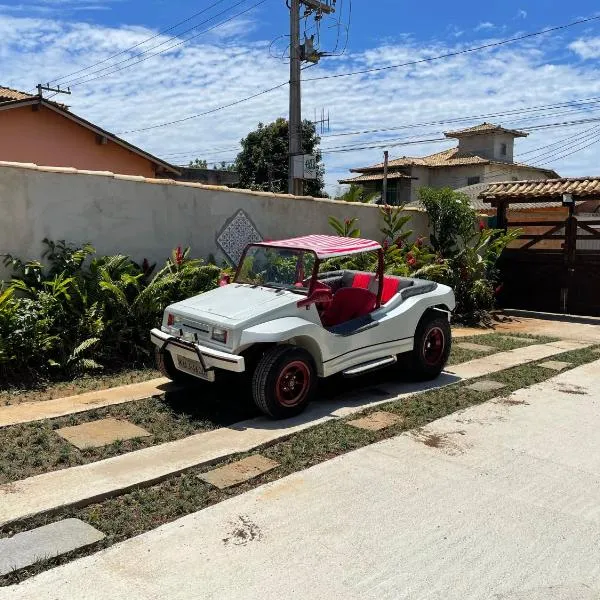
left=328, top=191, right=517, bottom=325
left=235, top=118, right=325, bottom=197
left=337, top=184, right=378, bottom=204
left=0, top=240, right=220, bottom=381
left=418, top=187, right=477, bottom=256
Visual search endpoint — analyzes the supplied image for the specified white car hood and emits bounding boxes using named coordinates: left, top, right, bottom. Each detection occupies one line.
left=173, top=284, right=300, bottom=323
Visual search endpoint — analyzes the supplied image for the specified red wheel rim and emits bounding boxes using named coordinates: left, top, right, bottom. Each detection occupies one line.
left=275, top=361, right=311, bottom=407
left=423, top=326, right=445, bottom=366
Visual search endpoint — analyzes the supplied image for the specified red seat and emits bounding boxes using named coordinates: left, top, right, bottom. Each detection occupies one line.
left=321, top=287, right=377, bottom=328
left=352, top=272, right=373, bottom=289
left=381, top=276, right=401, bottom=304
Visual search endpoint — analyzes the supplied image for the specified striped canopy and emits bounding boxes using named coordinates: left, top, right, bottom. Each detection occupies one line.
left=258, top=234, right=382, bottom=259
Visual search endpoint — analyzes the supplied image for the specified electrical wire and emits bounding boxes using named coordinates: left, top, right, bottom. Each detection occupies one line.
left=115, top=13, right=600, bottom=134
left=48, top=0, right=235, bottom=86
left=63, top=0, right=266, bottom=88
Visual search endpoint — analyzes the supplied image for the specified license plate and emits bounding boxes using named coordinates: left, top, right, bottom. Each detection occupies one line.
left=176, top=355, right=209, bottom=379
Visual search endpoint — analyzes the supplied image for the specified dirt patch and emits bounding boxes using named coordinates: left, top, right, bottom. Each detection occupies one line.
left=556, top=384, right=588, bottom=395
left=413, top=430, right=468, bottom=455
left=222, top=516, right=262, bottom=546
left=496, top=398, right=530, bottom=406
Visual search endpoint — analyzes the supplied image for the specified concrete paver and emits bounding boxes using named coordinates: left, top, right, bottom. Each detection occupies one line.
left=4, top=360, right=599, bottom=600
left=199, top=455, right=279, bottom=489
left=0, top=378, right=174, bottom=428
left=56, top=418, right=151, bottom=450
left=0, top=519, right=104, bottom=576
left=346, top=411, right=403, bottom=431
left=456, top=342, right=495, bottom=352
left=448, top=339, right=590, bottom=379
left=538, top=360, right=572, bottom=372
left=0, top=340, right=591, bottom=529
left=465, top=380, right=506, bottom=392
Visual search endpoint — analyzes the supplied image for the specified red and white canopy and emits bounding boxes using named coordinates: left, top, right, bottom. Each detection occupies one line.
left=257, top=234, right=381, bottom=259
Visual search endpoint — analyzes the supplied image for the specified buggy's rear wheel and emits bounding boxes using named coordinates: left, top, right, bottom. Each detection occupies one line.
left=252, top=345, right=316, bottom=419
left=399, top=314, right=451, bottom=380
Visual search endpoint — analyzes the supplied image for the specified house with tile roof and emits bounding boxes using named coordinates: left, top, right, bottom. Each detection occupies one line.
left=0, top=86, right=179, bottom=178
left=339, top=122, right=559, bottom=205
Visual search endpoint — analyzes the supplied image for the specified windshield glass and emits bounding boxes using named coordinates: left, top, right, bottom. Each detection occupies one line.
left=235, top=246, right=316, bottom=292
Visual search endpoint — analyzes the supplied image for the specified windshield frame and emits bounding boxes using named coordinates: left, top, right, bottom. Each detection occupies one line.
left=234, top=243, right=320, bottom=295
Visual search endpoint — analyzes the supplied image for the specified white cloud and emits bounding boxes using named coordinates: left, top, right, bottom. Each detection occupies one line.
left=475, top=22, right=495, bottom=32
left=570, top=37, right=600, bottom=59
left=1, top=14, right=600, bottom=195
left=517, top=9, right=528, bottom=19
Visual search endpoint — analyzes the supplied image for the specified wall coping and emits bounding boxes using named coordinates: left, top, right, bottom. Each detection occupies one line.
left=0, top=160, right=424, bottom=212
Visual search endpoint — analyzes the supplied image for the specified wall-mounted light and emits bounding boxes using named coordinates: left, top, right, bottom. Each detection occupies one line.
left=562, top=193, right=574, bottom=207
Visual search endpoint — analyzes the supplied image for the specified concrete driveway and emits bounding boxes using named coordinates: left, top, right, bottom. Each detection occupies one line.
left=3, top=360, right=600, bottom=600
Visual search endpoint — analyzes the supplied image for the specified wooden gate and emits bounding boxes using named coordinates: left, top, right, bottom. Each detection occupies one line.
left=496, top=210, right=600, bottom=316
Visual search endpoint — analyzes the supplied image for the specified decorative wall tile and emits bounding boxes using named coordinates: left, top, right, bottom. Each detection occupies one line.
left=216, top=210, right=262, bottom=264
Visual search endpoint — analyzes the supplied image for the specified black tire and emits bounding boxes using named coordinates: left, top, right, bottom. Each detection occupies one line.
left=154, top=347, right=198, bottom=384
left=252, top=345, right=317, bottom=419
left=399, top=313, right=451, bottom=381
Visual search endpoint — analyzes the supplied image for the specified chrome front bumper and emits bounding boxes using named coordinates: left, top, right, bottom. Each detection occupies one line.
left=150, top=328, right=245, bottom=374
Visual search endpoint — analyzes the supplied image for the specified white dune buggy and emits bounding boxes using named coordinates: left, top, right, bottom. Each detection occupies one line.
left=151, top=235, right=455, bottom=419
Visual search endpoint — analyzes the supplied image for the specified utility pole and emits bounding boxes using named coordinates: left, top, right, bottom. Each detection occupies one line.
left=36, top=83, right=72, bottom=98
left=382, top=150, right=389, bottom=205
left=288, top=0, right=334, bottom=196
left=288, top=0, right=302, bottom=196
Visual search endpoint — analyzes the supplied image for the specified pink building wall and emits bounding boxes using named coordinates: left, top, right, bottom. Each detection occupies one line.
left=0, top=105, right=156, bottom=177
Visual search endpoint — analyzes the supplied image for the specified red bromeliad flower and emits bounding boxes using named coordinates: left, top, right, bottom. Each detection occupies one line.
left=344, top=218, right=352, bottom=226
left=382, top=239, right=390, bottom=251
left=479, top=220, right=486, bottom=232
left=395, top=238, right=404, bottom=248
left=175, top=246, right=184, bottom=267
left=495, top=283, right=504, bottom=296
left=406, top=252, right=416, bottom=267
left=415, top=236, right=424, bottom=248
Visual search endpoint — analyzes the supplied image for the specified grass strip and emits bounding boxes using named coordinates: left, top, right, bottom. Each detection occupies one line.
left=2, top=343, right=596, bottom=586
left=0, top=333, right=548, bottom=484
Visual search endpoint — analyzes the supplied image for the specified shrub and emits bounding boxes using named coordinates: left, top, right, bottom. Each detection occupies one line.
left=0, top=240, right=220, bottom=381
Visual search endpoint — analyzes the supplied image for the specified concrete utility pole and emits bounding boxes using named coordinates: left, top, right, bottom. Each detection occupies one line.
left=288, top=0, right=334, bottom=196
left=288, top=0, right=302, bottom=196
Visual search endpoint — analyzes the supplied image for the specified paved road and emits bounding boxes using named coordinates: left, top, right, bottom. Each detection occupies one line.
left=3, top=360, right=600, bottom=600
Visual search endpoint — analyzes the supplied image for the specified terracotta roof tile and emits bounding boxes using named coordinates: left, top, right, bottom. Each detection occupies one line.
left=0, top=86, right=35, bottom=102
left=338, top=170, right=413, bottom=184
left=479, top=177, right=600, bottom=201
left=444, top=122, right=528, bottom=138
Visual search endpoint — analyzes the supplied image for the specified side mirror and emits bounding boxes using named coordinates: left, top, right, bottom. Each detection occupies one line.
left=219, top=273, right=231, bottom=287
left=297, top=290, right=332, bottom=309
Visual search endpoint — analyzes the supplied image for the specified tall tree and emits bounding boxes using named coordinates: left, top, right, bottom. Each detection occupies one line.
left=234, top=118, right=325, bottom=197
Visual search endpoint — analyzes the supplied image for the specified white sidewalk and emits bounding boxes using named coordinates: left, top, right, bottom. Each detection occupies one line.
left=3, top=360, right=600, bottom=600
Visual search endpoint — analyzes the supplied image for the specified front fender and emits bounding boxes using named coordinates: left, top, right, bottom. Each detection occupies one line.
left=239, top=317, right=318, bottom=346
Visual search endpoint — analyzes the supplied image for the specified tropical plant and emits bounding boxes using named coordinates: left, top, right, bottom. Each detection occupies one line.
left=337, top=184, right=379, bottom=204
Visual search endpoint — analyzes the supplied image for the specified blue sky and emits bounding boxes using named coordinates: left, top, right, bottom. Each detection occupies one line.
left=2, top=0, right=600, bottom=193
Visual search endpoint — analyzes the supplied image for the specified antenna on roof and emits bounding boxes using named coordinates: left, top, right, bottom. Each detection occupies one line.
left=36, top=83, right=72, bottom=98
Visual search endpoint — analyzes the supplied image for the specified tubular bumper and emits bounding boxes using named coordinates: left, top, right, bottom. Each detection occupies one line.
left=150, top=328, right=245, bottom=373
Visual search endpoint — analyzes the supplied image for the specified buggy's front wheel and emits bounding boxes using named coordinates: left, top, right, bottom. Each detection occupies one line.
left=252, top=345, right=317, bottom=419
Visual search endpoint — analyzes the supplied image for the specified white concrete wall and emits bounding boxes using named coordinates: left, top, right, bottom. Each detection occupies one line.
left=0, top=162, right=428, bottom=278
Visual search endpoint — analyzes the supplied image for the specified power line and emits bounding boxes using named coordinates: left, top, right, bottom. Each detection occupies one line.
left=48, top=0, right=234, bottom=86
left=303, top=14, right=600, bottom=82
left=64, top=0, right=267, bottom=88
left=117, top=13, right=600, bottom=135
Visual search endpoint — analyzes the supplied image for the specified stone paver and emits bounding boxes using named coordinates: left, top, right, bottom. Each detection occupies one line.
left=346, top=411, right=403, bottom=432
left=0, top=340, right=591, bottom=529
left=448, top=339, right=590, bottom=379
left=0, top=519, right=104, bottom=576
left=538, top=360, right=572, bottom=372
left=199, top=455, right=279, bottom=489
left=5, top=361, right=599, bottom=600
left=465, top=380, right=506, bottom=392
left=56, top=418, right=151, bottom=450
left=0, top=378, right=174, bottom=428
left=456, top=342, right=495, bottom=352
